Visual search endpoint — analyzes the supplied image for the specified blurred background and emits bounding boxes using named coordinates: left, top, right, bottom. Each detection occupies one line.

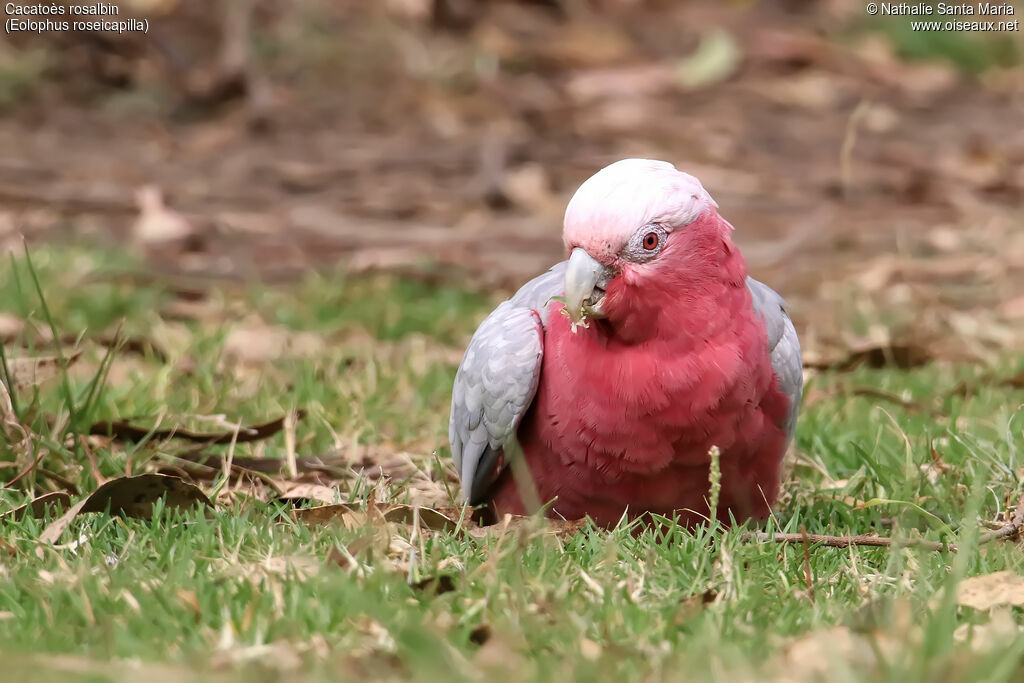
left=2, top=0, right=1024, bottom=363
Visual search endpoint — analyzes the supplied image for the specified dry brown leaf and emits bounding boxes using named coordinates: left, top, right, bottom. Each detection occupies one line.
left=953, top=609, right=1023, bottom=650
left=2, top=349, right=83, bottom=393
left=500, top=164, right=559, bottom=217
left=1000, top=295, right=1024, bottom=320
left=90, top=411, right=302, bottom=445
left=326, top=544, right=356, bottom=571
left=80, top=473, right=211, bottom=518
left=751, top=72, right=843, bottom=112
left=803, top=341, right=934, bottom=371
left=209, top=641, right=305, bottom=671
left=0, top=492, right=71, bottom=522
left=381, top=505, right=460, bottom=532
left=409, top=574, right=457, bottom=595
left=386, top=0, right=431, bottom=21
left=675, top=29, right=742, bottom=90
left=1, top=350, right=80, bottom=462
left=566, top=63, right=676, bottom=105
left=957, top=571, right=1024, bottom=611
left=538, top=21, right=636, bottom=68
left=162, top=449, right=347, bottom=478
left=579, top=638, right=602, bottom=662
left=845, top=386, right=941, bottom=416
left=290, top=503, right=360, bottom=527
left=783, top=626, right=895, bottom=678
left=177, top=588, right=201, bottom=618
left=37, top=474, right=212, bottom=554
left=8, top=651, right=219, bottom=683
left=159, top=299, right=230, bottom=325
left=291, top=503, right=460, bottom=534
left=467, top=514, right=587, bottom=540
left=277, top=483, right=341, bottom=506
left=675, top=589, right=718, bottom=625
left=0, top=377, right=17, bottom=434
left=0, top=313, right=24, bottom=340
left=133, top=186, right=194, bottom=245
left=474, top=14, right=635, bottom=69
left=222, top=319, right=326, bottom=365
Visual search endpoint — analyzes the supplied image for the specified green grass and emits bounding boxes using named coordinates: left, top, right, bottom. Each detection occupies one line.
left=2, top=243, right=1024, bottom=682
left=859, top=5, right=1022, bottom=74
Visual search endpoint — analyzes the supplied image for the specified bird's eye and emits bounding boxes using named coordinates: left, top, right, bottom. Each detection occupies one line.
left=642, top=232, right=659, bottom=250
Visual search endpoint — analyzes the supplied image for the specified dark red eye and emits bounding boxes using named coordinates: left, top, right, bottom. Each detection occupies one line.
left=642, top=232, right=659, bottom=250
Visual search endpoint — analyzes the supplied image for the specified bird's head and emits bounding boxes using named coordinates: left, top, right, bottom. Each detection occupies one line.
left=560, top=159, right=731, bottom=330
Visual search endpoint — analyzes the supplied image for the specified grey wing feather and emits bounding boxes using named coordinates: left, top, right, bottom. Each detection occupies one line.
left=450, top=263, right=566, bottom=503
left=746, top=276, right=803, bottom=442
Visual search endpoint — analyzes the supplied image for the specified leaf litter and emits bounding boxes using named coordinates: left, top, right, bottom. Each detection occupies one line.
left=89, top=411, right=304, bottom=445
left=957, top=571, right=1024, bottom=611
left=0, top=491, right=71, bottom=522
left=36, top=473, right=213, bottom=553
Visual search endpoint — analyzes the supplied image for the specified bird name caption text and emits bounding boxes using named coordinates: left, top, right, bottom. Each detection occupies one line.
left=865, top=2, right=1020, bottom=31
left=4, top=3, right=148, bottom=34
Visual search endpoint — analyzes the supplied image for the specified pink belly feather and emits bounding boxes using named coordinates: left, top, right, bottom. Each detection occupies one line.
left=491, top=300, right=791, bottom=529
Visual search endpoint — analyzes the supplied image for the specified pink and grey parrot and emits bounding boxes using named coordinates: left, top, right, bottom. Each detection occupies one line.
left=449, top=159, right=802, bottom=528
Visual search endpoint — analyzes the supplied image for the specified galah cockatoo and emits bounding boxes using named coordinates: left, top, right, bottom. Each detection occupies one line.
left=450, top=159, right=802, bottom=528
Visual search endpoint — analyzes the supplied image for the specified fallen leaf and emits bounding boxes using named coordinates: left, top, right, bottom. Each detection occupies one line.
left=37, top=474, right=212, bottom=553
left=803, top=342, right=934, bottom=371
left=844, top=386, right=941, bottom=416
left=223, top=319, right=326, bottom=365
left=177, top=588, right=201, bottom=619
left=89, top=333, right=169, bottom=364
left=292, top=503, right=460, bottom=533
left=0, top=313, right=24, bottom=340
left=953, top=609, right=1022, bottom=650
left=997, top=370, right=1024, bottom=389
left=957, top=571, right=1024, bottom=611
left=539, top=21, right=636, bottom=68
left=579, top=638, right=602, bottom=662
left=2, top=349, right=83, bottom=393
left=277, top=483, right=341, bottom=506
left=0, top=492, right=71, bottom=522
left=82, top=473, right=211, bottom=518
left=290, top=503, right=359, bottom=527
left=209, top=641, right=304, bottom=671
left=132, top=185, right=195, bottom=245
left=469, top=623, right=493, bottom=646
left=783, top=626, right=897, bottom=677
left=675, top=29, right=742, bottom=90
left=327, top=545, right=356, bottom=571
left=566, top=63, right=676, bottom=104
left=161, top=450, right=345, bottom=477
left=381, top=505, right=460, bottom=532
left=0, top=379, right=17, bottom=435
left=467, top=514, right=587, bottom=539
left=675, top=589, right=718, bottom=625
left=473, top=15, right=636, bottom=69
left=410, top=574, right=456, bottom=595
left=90, top=411, right=303, bottom=444
left=750, top=72, right=842, bottom=112
left=386, top=0, right=431, bottom=21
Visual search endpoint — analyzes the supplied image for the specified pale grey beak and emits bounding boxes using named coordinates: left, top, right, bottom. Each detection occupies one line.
left=563, top=247, right=614, bottom=324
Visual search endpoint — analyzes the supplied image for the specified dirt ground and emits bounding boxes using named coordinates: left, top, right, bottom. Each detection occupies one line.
left=2, top=0, right=1023, bottom=359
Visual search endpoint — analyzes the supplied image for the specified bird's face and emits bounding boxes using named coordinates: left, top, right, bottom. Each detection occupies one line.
left=560, top=159, right=720, bottom=326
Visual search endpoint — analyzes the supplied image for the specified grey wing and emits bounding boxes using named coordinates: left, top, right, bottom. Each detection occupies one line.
left=450, top=263, right=566, bottom=504
left=747, top=277, right=803, bottom=442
